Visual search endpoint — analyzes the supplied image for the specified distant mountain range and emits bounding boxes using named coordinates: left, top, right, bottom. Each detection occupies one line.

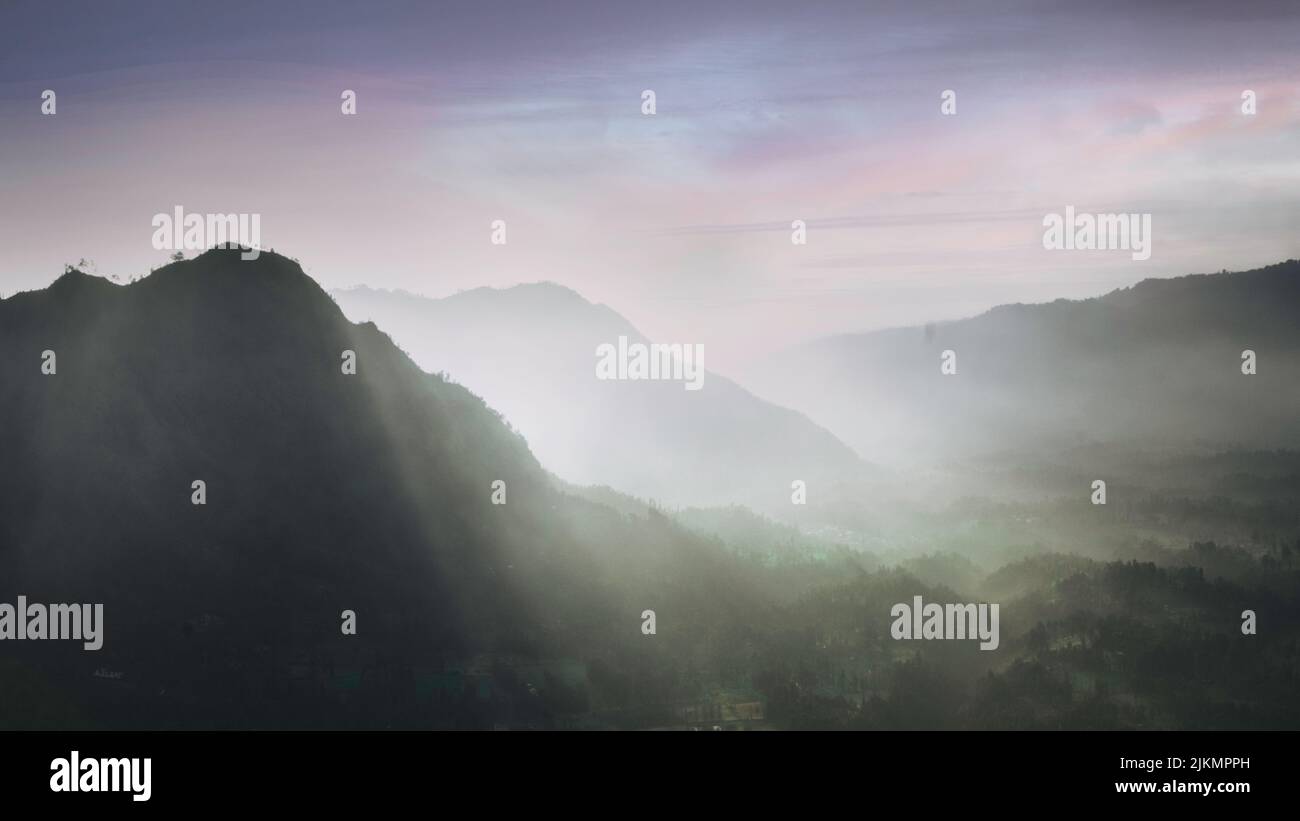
left=738, top=260, right=1300, bottom=467
left=331, top=283, right=867, bottom=512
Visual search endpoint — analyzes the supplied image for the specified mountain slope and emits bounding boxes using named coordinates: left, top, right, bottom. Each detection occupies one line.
left=331, top=283, right=867, bottom=513
left=0, top=250, right=775, bottom=728
left=738, top=261, right=1300, bottom=467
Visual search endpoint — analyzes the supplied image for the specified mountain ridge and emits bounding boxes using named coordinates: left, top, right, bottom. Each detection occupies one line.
left=739, top=259, right=1300, bottom=467
left=0, top=247, right=778, bottom=727
left=331, top=279, right=870, bottom=515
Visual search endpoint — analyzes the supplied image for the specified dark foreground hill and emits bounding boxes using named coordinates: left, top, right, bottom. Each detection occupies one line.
left=0, top=249, right=779, bottom=728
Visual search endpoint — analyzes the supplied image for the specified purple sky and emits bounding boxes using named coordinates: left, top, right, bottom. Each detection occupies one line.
left=2, top=0, right=1298, bottom=370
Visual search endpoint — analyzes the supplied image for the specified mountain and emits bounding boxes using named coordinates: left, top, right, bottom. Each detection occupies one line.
left=737, top=261, right=1300, bottom=467
left=0, top=249, right=776, bottom=728
left=330, top=283, right=867, bottom=513
left=6, top=250, right=1296, bottom=732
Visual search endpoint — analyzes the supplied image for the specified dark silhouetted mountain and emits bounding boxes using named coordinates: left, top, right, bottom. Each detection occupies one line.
left=331, top=282, right=867, bottom=513
left=738, top=261, right=1300, bottom=467
left=0, top=250, right=775, bottom=728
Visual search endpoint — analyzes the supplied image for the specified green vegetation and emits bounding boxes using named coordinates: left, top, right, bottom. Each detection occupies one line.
left=1, top=249, right=1295, bottom=729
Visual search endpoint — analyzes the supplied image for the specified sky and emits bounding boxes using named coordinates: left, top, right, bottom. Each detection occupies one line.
left=1, top=0, right=1298, bottom=371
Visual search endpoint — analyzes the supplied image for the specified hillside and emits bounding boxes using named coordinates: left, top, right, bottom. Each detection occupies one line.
left=331, top=283, right=867, bottom=514
left=0, top=250, right=774, bottom=728
left=738, top=261, right=1300, bottom=467
left=2, top=250, right=1296, bottom=732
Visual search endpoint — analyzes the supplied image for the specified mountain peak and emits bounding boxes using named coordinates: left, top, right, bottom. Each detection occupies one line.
left=0, top=267, right=116, bottom=311
left=169, top=245, right=304, bottom=274
left=138, top=247, right=343, bottom=314
left=48, top=268, right=111, bottom=292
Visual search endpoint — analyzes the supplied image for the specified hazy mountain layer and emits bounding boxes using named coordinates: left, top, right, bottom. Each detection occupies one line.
left=739, top=261, right=1300, bottom=467
left=331, top=283, right=867, bottom=513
